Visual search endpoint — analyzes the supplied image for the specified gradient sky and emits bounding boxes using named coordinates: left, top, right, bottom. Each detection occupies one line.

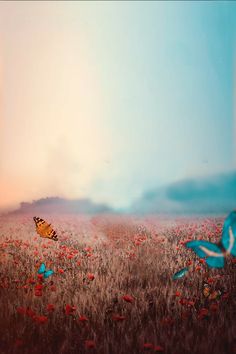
left=0, top=1, right=236, bottom=210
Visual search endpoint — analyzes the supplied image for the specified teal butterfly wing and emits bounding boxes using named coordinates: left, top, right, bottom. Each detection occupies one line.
left=38, top=263, right=54, bottom=278
left=185, top=240, right=224, bottom=268
left=221, top=211, right=236, bottom=256
left=44, top=270, right=54, bottom=279
left=38, top=263, right=46, bottom=274
left=173, top=267, right=189, bottom=280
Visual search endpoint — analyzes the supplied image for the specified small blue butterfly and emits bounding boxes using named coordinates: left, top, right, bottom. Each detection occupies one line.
left=173, top=267, right=189, bottom=280
left=38, top=263, right=54, bottom=279
left=185, top=211, right=236, bottom=268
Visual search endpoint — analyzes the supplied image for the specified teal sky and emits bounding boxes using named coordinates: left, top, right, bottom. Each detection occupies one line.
left=0, top=1, right=236, bottom=209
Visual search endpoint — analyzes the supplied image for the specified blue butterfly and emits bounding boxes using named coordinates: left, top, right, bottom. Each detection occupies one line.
left=38, top=263, right=54, bottom=279
left=185, top=211, right=236, bottom=268
left=173, top=267, right=189, bottom=280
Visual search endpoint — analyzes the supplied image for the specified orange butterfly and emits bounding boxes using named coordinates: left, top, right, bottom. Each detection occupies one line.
left=203, top=283, right=221, bottom=300
left=33, top=217, right=58, bottom=241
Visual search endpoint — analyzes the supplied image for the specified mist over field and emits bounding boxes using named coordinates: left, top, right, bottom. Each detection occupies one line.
left=132, top=171, right=236, bottom=215
left=3, top=170, right=236, bottom=217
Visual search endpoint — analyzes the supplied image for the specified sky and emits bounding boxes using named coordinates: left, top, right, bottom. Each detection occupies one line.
left=0, top=1, right=236, bottom=211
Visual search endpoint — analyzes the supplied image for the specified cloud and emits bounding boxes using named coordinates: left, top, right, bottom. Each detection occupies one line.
left=131, top=171, right=236, bottom=214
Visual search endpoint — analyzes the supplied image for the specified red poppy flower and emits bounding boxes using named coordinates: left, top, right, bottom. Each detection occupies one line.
left=26, top=308, right=36, bottom=318
left=35, top=315, right=48, bottom=324
left=222, top=292, right=229, bottom=300
left=15, top=339, right=24, bottom=347
left=179, top=298, right=187, bottom=306
left=175, top=291, right=181, bottom=297
left=199, top=258, right=206, bottom=264
left=37, top=274, right=44, bottom=281
left=143, top=343, right=153, bottom=350
left=197, top=307, right=209, bottom=320
left=122, top=295, right=134, bottom=303
left=58, top=269, right=64, bottom=274
left=65, top=304, right=76, bottom=315
left=76, top=261, right=81, bottom=266
left=35, top=284, right=43, bottom=291
left=13, top=279, right=20, bottom=284
left=112, top=314, right=126, bottom=322
left=78, top=315, right=88, bottom=323
left=209, top=303, right=219, bottom=312
left=46, top=304, right=55, bottom=312
left=17, top=307, right=27, bottom=315
left=207, top=277, right=214, bottom=284
left=187, top=300, right=195, bottom=307
left=34, top=290, right=42, bottom=297
left=87, top=273, right=95, bottom=281
left=127, top=252, right=136, bottom=259
left=84, top=340, right=95, bottom=349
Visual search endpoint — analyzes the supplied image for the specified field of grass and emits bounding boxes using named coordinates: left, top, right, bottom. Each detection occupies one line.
left=0, top=214, right=235, bottom=354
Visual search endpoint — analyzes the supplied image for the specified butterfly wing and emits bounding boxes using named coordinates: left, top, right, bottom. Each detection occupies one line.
left=38, top=263, right=46, bottom=274
left=221, top=211, right=236, bottom=256
left=185, top=240, right=224, bottom=268
left=33, top=217, right=58, bottom=241
left=208, top=290, right=221, bottom=301
left=172, top=267, right=189, bottom=280
left=44, top=270, right=54, bottom=279
left=34, top=217, right=47, bottom=238
left=203, top=283, right=211, bottom=298
left=43, top=224, right=58, bottom=241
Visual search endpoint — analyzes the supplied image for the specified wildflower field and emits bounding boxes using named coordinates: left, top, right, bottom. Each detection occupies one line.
left=0, top=214, right=235, bottom=354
